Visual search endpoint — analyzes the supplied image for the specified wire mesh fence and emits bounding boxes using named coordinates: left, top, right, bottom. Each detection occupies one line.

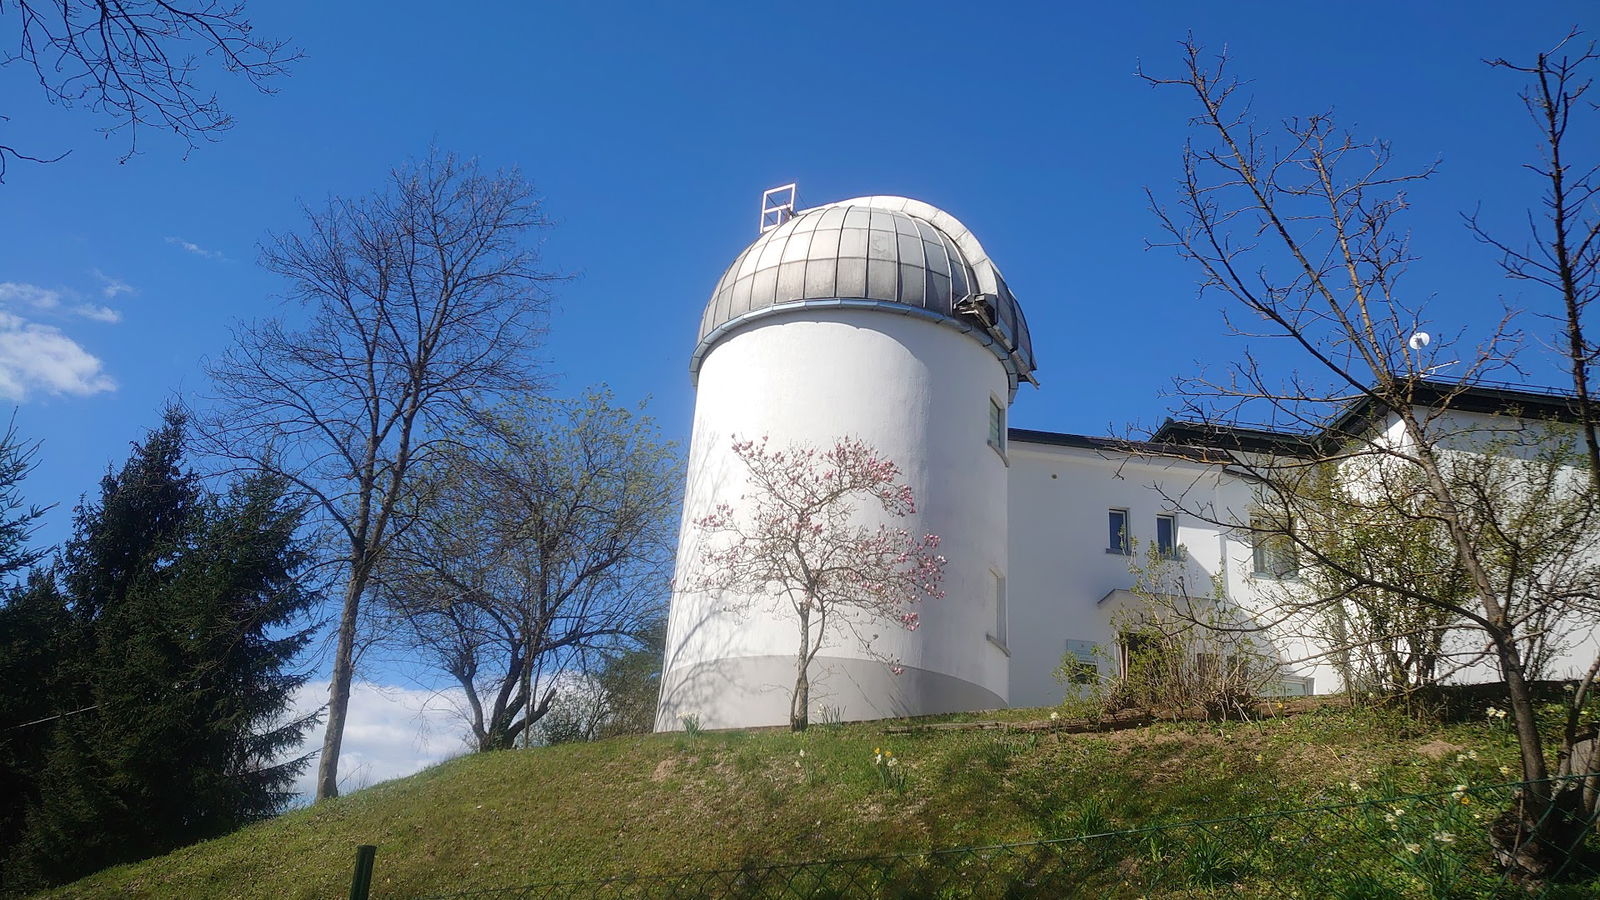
left=410, top=775, right=1600, bottom=899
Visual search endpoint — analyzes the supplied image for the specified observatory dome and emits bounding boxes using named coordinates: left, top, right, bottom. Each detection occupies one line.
left=692, top=196, right=1037, bottom=392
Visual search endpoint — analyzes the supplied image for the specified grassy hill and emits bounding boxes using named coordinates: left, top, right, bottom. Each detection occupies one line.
left=42, top=703, right=1582, bottom=898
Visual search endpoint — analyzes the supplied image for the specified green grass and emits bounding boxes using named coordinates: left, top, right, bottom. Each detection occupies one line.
left=41, top=704, right=1570, bottom=898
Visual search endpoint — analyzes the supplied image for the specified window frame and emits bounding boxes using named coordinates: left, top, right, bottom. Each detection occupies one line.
left=1155, top=513, right=1179, bottom=559
left=1063, top=639, right=1099, bottom=685
left=987, top=568, right=1008, bottom=652
left=1107, top=508, right=1131, bottom=555
left=1249, top=514, right=1299, bottom=579
left=987, top=395, right=1007, bottom=459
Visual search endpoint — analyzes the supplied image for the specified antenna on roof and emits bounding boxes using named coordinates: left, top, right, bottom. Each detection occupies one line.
left=760, top=183, right=797, bottom=233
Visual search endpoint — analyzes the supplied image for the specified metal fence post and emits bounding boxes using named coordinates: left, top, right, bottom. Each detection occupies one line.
left=348, top=844, right=377, bottom=900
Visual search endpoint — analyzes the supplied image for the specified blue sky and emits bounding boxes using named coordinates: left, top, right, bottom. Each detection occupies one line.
left=4, top=1, right=1597, bottom=549
left=3, top=2, right=1598, bottom=783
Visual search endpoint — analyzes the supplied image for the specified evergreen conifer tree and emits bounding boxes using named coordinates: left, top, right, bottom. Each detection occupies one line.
left=0, top=573, right=69, bottom=881
left=0, top=423, right=61, bottom=879
left=3, top=410, right=319, bottom=891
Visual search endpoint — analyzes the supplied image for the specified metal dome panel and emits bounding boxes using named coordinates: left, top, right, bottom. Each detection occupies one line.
left=693, top=198, right=1037, bottom=393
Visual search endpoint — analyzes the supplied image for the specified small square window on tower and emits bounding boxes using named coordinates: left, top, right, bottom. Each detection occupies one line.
left=987, top=397, right=1006, bottom=454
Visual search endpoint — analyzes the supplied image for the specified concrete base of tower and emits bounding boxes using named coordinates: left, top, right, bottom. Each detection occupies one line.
left=654, top=655, right=1005, bottom=731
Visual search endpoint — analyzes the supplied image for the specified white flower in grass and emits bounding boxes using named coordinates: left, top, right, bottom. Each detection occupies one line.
left=1050, top=711, right=1059, bottom=721
left=1498, top=765, right=1512, bottom=776
left=1404, top=842, right=1421, bottom=854
left=1432, top=831, right=1456, bottom=844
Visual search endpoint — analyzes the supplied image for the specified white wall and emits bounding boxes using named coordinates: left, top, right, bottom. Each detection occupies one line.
left=657, top=309, right=1011, bottom=729
left=1004, top=439, right=1333, bottom=708
left=662, top=304, right=1600, bottom=728
left=1340, top=406, right=1600, bottom=684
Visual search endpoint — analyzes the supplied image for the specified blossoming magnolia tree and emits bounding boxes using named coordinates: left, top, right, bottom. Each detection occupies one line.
left=687, top=436, right=946, bottom=731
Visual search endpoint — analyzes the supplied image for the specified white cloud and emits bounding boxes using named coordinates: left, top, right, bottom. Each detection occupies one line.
left=0, top=279, right=124, bottom=324
left=165, top=236, right=225, bottom=260
left=0, top=311, right=115, bottom=399
left=0, top=280, right=119, bottom=398
left=70, top=304, right=123, bottom=324
left=94, top=270, right=135, bottom=299
left=0, top=281, right=63, bottom=310
left=285, top=680, right=473, bottom=800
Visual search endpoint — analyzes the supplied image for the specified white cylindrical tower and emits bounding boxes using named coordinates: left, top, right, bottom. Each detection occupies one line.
left=656, top=195, right=1037, bottom=730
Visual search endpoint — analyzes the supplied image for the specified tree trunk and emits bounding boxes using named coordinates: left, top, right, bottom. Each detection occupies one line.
left=1492, top=632, right=1550, bottom=786
left=315, top=570, right=368, bottom=800
left=791, top=605, right=810, bottom=732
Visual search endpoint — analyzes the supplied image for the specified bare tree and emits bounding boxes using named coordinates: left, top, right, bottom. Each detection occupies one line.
left=535, top=620, right=666, bottom=745
left=1288, top=460, right=1473, bottom=699
left=1109, top=541, right=1285, bottom=721
left=685, top=436, right=946, bottom=731
left=3, top=0, right=299, bottom=178
left=1471, top=31, right=1600, bottom=490
left=1139, top=37, right=1600, bottom=875
left=1470, top=30, right=1600, bottom=860
left=372, top=389, right=678, bottom=752
left=198, top=150, right=558, bottom=799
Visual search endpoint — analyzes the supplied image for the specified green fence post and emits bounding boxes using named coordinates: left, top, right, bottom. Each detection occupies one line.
left=348, top=844, right=377, bottom=900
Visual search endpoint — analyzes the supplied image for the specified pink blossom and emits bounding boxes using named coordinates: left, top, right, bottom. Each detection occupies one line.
left=685, top=435, right=946, bottom=699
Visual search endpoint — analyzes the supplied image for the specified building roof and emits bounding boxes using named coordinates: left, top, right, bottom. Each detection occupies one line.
left=692, top=196, right=1037, bottom=393
left=1014, top=378, right=1587, bottom=459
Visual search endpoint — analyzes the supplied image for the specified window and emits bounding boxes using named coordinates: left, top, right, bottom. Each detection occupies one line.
left=987, top=397, right=1006, bottom=453
left=1250, top=515, right=1298, bottom=578
left=989, top=570, right=1008, bottom=647
left=1063, top=639, right=1099, bottom=685
left=1156, top=514, right=1178, bottom=558
left=1118, top=631, right=1158, bottom=680
left=1107, top=508, right=1130, bottom=554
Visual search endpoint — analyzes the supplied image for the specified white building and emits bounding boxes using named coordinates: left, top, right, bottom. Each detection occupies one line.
left=655, top=192, right=1599, bottom=731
